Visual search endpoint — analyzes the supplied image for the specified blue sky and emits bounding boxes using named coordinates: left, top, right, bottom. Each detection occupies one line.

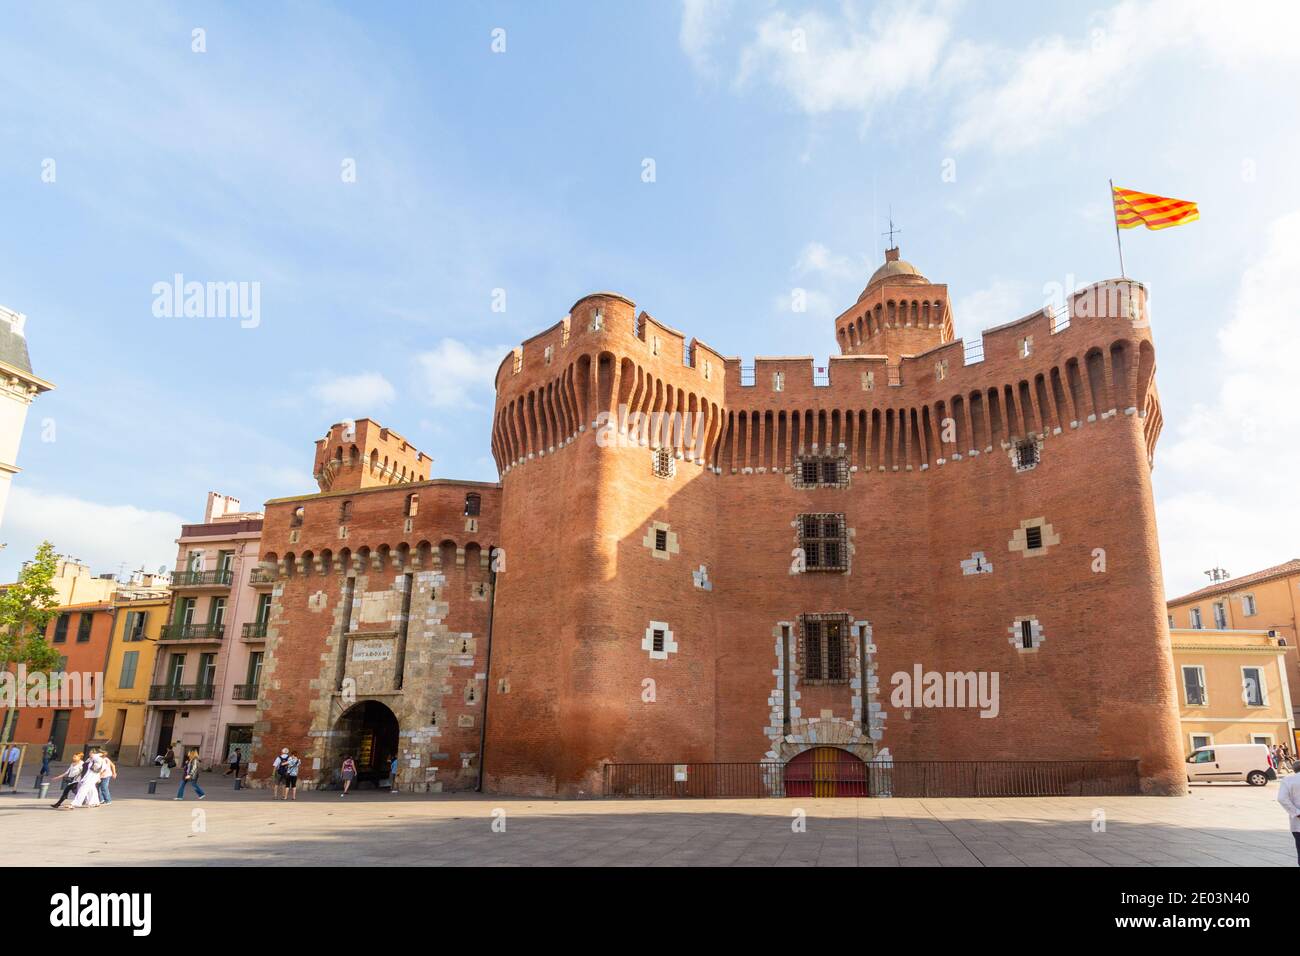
left=2, top=0, right=1298, bottom=597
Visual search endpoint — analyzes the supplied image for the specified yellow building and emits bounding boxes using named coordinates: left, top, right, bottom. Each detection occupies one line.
left=1169, top=627, right=1294, bottom=756
left=94, top=587, right=170, bottom=764
left=1167, top=558, right=1300, bottom=737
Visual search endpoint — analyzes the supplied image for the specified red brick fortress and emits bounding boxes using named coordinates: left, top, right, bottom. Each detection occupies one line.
left=484, top=249, right=1184, bottom=796
left=251, top=248, right=1186, bottom=797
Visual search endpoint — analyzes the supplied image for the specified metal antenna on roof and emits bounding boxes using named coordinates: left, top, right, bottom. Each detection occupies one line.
left=882, top=206, right=901, bottom=250
left=1203, top=566, right=1230, bottom=583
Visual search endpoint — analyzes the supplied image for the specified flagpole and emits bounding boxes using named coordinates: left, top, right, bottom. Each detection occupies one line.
left=1109, top=178, right=1127, bottom=278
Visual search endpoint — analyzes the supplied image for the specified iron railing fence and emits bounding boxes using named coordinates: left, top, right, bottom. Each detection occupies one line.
left=171, top=569, right=233, bottom=588
left=602, top=759, right=1140, bottom=799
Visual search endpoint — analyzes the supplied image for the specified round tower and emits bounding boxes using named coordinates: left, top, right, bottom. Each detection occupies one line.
left=835, top=247, right=955, bottom=362
left=486, top=293, right=727, bottom=796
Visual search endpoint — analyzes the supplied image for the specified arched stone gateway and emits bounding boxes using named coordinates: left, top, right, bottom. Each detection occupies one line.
left=783, top=746, right=868, bottom=797
left=328, top=700, right=399, bottom=789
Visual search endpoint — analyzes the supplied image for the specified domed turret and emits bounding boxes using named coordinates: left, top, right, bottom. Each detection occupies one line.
left=836, top=246, right=954, bottom=362
left=859, top=247, right=928, bottom=301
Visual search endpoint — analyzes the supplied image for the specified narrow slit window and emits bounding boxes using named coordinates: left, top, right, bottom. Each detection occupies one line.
left=1025, top=525, right=1043, bottom=550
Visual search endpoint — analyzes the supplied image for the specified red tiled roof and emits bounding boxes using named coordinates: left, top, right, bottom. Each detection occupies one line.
left=1168, top=558, right=1300, bottom=606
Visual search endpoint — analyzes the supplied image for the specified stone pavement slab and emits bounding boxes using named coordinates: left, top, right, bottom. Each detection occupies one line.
left=1, top=765, right=1294, bottom=867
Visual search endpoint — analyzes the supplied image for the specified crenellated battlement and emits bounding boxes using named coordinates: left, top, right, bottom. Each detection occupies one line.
left=490, top=274, right=1159, bottom=478
left=312, top=417, right=433, bottom=493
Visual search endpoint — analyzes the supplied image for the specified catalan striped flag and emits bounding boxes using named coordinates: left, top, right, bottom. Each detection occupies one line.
left=1111, top=185, right=1200, bottom=231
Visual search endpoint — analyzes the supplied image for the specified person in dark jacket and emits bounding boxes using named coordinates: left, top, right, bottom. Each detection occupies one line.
left=174, top=749, right=206, bottom=800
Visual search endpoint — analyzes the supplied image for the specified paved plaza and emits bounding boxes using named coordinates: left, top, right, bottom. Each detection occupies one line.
left=3, top=765, right=1295, bottom=866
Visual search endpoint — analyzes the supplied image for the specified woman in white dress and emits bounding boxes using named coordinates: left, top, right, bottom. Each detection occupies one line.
left=70, top=751, right=104, bottom=808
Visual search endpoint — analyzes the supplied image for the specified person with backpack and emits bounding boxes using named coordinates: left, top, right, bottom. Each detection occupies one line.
left=39, top=741, right=56, bottom=781
left=174, top=749, right=206, bottom=800
left=340, top=755, right=357, bottom=796
left=272, top=748, right=292, bottom=799
left=49, top=753, right=84, bottom=809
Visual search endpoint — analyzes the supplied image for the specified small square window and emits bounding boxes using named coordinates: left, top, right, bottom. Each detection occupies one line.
left=1014, top=439, right=1039, bottom=470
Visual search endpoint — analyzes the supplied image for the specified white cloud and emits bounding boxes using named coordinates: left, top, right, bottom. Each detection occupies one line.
left=954, top=279, right=1035, bottom=338
left=415, top=339, right=510, bottom=410
left=948, top=0, right=1300, bottom=153
left=686, top=0, right=1300, bottom=153
left=680, top=0, right=735, bottom=75
left=3, top=488, right=183, bottom=581
left=1156, top=208, right=1300, bottom=596
left=310, top=372, right=396, bottom=412
left=793, top=241, right=864, bottom=282
left=735, top=2, right=952, bottom=115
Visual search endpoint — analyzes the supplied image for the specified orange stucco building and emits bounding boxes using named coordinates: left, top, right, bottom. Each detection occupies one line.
left=1168, top=558, right=1300, bottom=735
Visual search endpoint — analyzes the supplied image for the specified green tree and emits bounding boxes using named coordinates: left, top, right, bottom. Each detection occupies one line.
left=0, top=540, right=62, bottom=671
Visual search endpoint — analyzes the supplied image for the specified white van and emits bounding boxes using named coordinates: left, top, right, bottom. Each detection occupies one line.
left=1185, top=743, right=1275, bottom=786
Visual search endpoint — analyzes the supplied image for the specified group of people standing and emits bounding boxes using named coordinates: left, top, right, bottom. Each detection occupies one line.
left=48, top=748, right=118, bottom=809
left=1269, top=743, right=1294, bottom=772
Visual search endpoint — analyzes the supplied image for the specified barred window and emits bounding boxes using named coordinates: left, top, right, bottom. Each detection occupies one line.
left=800, top=614, right=852, bottom=684
left=652, top=628, right=666, bottom=654
left=1025, top=525, right=1043, bottom=551
left=653, top=448, right=676, bottom=479
left=1014, top=438, right=1039, bottom=470
left=655, top=528, right=668, bottom=552
left=799, top=514, right=847, bottom=571
left=794, top=455, right=848, bottom=489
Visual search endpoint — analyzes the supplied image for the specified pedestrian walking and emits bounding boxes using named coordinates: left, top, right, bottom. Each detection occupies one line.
left=154, top=748, right=175, bottom=778
left=39, top=741, right=55, bottom=780
left=389, top=754, right=400, bottom=793
left=1278, top=759, right=1300, bottom=866
left=175, top=749, right=206, bottom=800
left=226, top=748, right=243, bottom=778
left=49, top=753, right=84, bottom=809
left=340, top=755, right=356, bottom=796
left=97, top=752, right=117, bottom=805
left=71, top=751, right=104, bottom=808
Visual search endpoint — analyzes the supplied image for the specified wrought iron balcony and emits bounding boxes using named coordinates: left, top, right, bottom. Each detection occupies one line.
left=249, top=568, right=276, bottom=586
left=232, top=682, right=260, bottom=701
left=170, top=569, right=233, bottom=589
left=149, top=683, right=215, bottom=702
left=241, top=620, right=269, bottom=641
left=158, top=622, right=226, bottom=642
